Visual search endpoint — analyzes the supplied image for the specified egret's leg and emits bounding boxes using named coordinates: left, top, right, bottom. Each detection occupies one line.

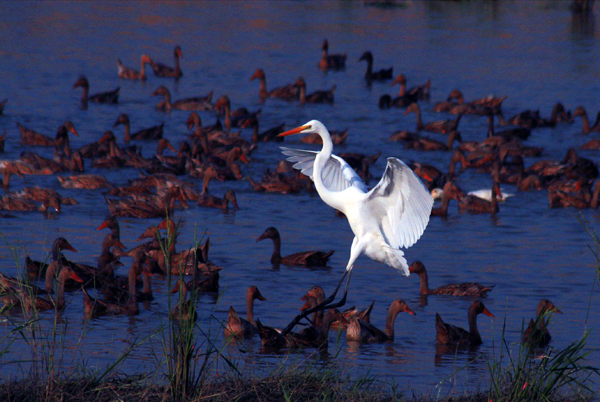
left=310, top=235, right=360, bottom=309
left=277, top=270, right=350, bottom=338
left=277, top=238, right=363, bottom=338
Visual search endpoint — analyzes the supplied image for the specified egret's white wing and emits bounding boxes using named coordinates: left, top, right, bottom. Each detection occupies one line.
left=366, top=157, right=433, bottom=249
left=280, top=147, right=368, bottom=193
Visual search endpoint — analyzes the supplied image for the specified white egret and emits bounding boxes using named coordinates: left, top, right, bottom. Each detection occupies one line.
left=277, top=120, right=433, bottom=315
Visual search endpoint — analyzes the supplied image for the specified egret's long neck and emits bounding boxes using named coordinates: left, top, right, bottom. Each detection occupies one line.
left=313, top=130, right=340, bottom=210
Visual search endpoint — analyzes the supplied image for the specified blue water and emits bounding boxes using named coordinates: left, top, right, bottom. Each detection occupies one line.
left=0, top=1, right=599, bottom=396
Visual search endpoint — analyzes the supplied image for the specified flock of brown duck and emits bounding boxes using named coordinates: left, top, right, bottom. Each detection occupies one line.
left=0, top=40, right=574, bottom=355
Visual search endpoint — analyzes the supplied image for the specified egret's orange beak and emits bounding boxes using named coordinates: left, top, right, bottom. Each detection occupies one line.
left=278, top=125, right=310, bottom=137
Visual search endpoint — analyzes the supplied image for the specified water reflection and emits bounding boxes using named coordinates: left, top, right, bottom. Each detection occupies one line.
left=434, top=343, right=481, bottom=366
left=570, top=9, right=596, bottom=37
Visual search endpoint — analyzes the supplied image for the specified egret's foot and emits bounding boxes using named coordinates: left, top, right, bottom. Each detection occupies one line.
left=277, top=270, right=351, bottom=338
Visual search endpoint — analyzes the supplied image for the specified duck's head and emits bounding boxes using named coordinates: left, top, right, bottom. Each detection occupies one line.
left=73, top=76, right=89, bottom=89
left=250, top=69, right=265, bottom=81
left=151, top=85, right=169, bottom=97
left=257, top=226, right=279, bottom=242
left=392, top=74, right=406, bottom=86
left=113, top=113, right=129, bottom=127
left=358, top=51, right=373, bottom=62
left=174, top=45, right=183, bottom=58
left=471, top=300, right=494, bottom=318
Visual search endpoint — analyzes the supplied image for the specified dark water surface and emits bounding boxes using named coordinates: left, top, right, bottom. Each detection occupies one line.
left=1, top=0, right=599, bottom=395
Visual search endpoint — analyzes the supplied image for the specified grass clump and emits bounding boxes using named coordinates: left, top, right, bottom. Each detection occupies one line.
left=486, top=328, right=599, bottom=402
left=199, top=363, right=399, bottom=402
left=0, top=363, right=401, bottom=402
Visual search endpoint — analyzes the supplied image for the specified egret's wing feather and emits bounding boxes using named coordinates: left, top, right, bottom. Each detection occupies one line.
left=280, top=147, right=367, bottom=192
left=366, top=157, right=433, bottom=249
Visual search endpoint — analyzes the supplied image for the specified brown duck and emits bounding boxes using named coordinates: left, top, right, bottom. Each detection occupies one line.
left=409, top=261, right=494, bottom=297
left=250, top=69, right=297, bottom=101
left=294, top=77, right=335, bottom=104
left=150, top=45, right=183, bottom=78
left=73, top=75, right=119, bottom=105
left=346, top=299, right=415, bottom=343
left=82, top=252, right=147, bottom=318
left=405, top=103, right=462, bottom=134
left=318, top=39, right=347, bottom=70
left=18, top=121, right=78, bottom=147
left=390, top=130, right=461, bottom=151
left=522, top=299, right=562, bottom=348
left=358, top=51, right=393, bottom=82
left=223, top=286, right=267, bottom=340
left=152, top=85, right=214, bottom=112
left=436, top=300, right=494, bottom=346
left=197, top=189, right=239, bottom=211
left=117, top=54, right=152, bottom=80
left=58, top=174, right=113, bottom=189
left=113, top=113, right=164, bottom=142
left=170, top=279, right=198, bottom=322
left=21, top=265, right=83, bottom=311
left=257, top=227, right=334, bottom=267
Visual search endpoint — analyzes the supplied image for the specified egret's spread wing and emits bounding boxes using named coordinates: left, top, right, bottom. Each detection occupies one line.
left=366, top=157, right=433, bottom=249
left=280, top=147, right=367, bottom=193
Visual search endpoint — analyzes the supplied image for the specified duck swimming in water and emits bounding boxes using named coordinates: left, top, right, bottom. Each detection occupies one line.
left=150, top=45, right=183, bottom=79
left=522, top=299, right=562, bottom=348
left=294, top=77, right=336, bottom=104
left=152, top=86, right=214, bottom=112
left=346, top=299, right=415, bottom=343
left=358, top=51, right=393, bottom=82
left=318, top=39, right=347, bottom=71
left=250, top=69, right=298, bottom=101
left=117, top=54, right=152, bottom=80
left=257, top=226, right=334, bottom=267
left=113, top=113, right=164, bottom=142
left=73, top=75, right=119, bottom=106
left=409, top=261, right=494, bottom=297
left=18, top=121, right=78, bottom=147
left=404, top=103, right=462, bottom=134
left=223, top=286, right=267, bottom=340
left=436, top=300, right=494, bottom=346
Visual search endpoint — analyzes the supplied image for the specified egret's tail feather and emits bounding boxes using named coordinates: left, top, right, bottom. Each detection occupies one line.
left=382, top=245, right=409, bottom=276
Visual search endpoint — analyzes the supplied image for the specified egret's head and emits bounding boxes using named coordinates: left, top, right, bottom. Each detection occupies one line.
left=278, top=120, right=324, bottom=137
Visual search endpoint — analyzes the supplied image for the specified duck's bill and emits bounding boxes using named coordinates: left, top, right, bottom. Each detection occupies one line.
left=404, top=305, right=416, bottom=316
left=483, top=308, right=495, bottom=318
